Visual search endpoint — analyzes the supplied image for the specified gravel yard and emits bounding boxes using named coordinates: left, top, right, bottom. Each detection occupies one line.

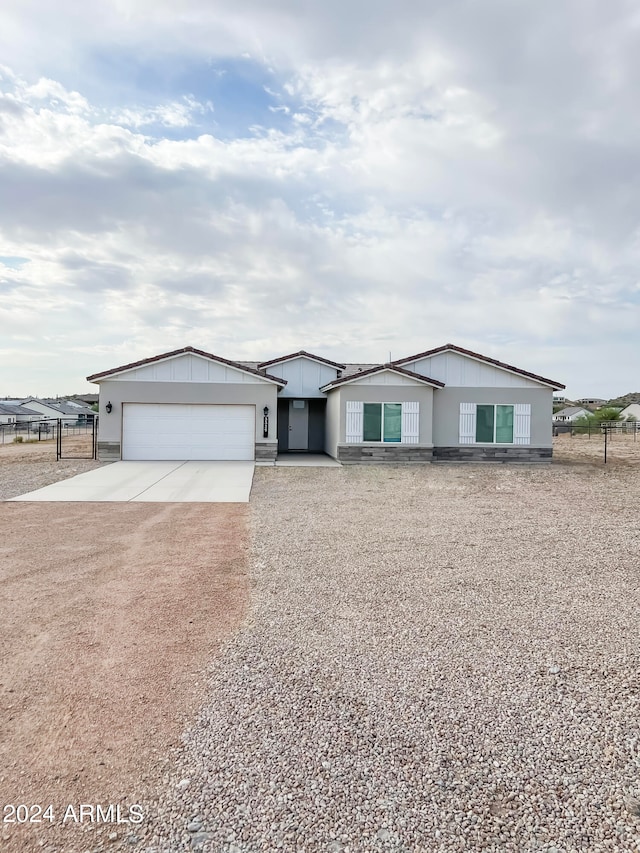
left=2, top=435, right=640, bottom=852
left=141, top=439, right=640, bottom=853
left=0, top=446, right=248, bottom=853
left=0, top=436, right=101, bottom=500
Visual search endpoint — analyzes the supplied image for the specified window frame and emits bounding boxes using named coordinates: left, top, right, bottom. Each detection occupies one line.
left=362, top=402, right=404, bottom=443
left=475, top=403, right=515, bottom=444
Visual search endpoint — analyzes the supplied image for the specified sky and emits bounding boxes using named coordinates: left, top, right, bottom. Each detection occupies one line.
left=1, top=1, right=639, bottom=399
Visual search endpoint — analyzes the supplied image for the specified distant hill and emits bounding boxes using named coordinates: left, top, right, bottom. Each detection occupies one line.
left=606, top=392, right=640, bottom=408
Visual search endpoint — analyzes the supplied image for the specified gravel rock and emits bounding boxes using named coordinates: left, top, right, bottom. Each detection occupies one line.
left=0, top=441, right=100, bottom=500
left=140, top=461, right=640, bottom=852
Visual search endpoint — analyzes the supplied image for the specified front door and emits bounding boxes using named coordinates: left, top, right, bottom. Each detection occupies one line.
left=288, top=400, right=309, bottom=450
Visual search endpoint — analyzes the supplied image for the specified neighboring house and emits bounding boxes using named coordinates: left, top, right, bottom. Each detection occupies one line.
left=18, top=398, right=95, bottom=422
left=70, top=393, right=99, bottom=406
left=0, top=403, right=42, bottom=426
left=552, top=406, right=591, bottom=423
left=618, top=403, right=640, bottom=420
left=576, top=397, right=606, bottom=411
left=87, top=344, right=564, bottom=464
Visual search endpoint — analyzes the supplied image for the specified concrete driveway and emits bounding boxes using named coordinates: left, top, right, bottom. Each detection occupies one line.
left=10, top=460, right=255, bottom=502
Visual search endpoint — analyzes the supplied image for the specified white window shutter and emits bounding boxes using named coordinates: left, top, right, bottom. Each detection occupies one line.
left=345, top=401, right=363, bottom=443
left=459, top=403, right=476, bottom=444
left=513, top=403, right=531, bottom=444
left=401, top=402, right=419, bottom=444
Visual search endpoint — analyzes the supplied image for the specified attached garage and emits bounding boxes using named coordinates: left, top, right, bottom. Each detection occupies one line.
left=122, top=403, right=255, bottom=461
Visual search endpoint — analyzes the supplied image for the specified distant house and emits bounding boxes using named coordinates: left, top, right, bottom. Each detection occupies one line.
left=553, top=406, right=591, bottom=423
left=576, top=397, right=606, bottom=411
left=618, top=403, right=640, bottom=421
left=18, top=398, right=95, bottom=423
left=70, top=393, right=99, bottom=406
left=0, top=403, right=41, bottom=426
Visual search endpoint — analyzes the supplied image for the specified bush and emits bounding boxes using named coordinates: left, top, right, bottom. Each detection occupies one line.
left=12, top=435, right=23, bottom=443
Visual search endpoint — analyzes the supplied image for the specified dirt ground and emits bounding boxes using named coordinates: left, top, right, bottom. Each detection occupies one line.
left=0, top=431, right=94, bottom=456
left=552, top=431, right=640, bottom=466
left=0, top=501, right=249, bottom=852
left=1, top=432, right=638, bottom=851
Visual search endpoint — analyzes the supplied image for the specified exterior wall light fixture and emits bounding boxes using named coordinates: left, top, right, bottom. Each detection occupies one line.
left=105, top=401, right=113, bottom=414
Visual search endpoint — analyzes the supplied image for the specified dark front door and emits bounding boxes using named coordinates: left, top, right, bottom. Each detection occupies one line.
left=288, top=400, right=309, bottom=450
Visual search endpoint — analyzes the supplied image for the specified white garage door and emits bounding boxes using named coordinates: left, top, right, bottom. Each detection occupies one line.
left=122, top=403, right=255, bottom=460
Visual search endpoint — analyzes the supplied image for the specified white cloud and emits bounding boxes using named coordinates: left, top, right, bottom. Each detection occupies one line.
left=0, top=2, right=639, bottom=396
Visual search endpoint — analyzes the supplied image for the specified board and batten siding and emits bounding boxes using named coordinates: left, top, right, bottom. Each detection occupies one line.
left=403, top=351, right=545, bottom=388
left=106, top=353, right=265, bottom=383
left=270, top=357, right=339, bottom=398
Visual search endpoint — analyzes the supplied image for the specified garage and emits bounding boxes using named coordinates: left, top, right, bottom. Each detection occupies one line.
left=122, top=403, right=255, bottom=461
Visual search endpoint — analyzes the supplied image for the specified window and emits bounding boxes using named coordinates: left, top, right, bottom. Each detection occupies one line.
left=474, top=404, right=513, bottom=443
left=460, top=403, right=530, bottom=445
left=363, top=403, right=403, bottom=442
left=345, top=401, right=420, bottom=444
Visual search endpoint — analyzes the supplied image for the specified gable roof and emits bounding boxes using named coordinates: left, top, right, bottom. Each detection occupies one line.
left=0, top=403, right=41, bottom=416
left=320, top=364, right=445, bottom=392
left=554, top=406, right=589, bottom=417
left=86, top=346, right=287, bottom=385
left=619, top=403, right=640, bottom=416
left=41, top=399, right=93, bottom=415
left=393, top=343, right=565, bottom=390
left=258, top=350, right=346, bottom=370
left=14, top=398, right=92, bottom=416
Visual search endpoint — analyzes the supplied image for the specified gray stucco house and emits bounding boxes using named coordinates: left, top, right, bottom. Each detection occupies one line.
left=87, top=344, right=565, bottom=463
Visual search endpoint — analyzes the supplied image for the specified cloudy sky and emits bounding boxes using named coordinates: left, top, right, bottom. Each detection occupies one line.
left=1, top=1, right=639, bottom=398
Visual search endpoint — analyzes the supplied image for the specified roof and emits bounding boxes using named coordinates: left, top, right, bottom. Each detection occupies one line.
left=392, top=343, right=566, bottom=390
left=86, top=346, right=287, bottom=386
left=40, top=399, right=93, bottom=415
left=320, top=363, right=445, bottom=391
left=70, top=393, right=99, bottom=403
left=340, top=363, right=381, bottom=377
left=258, top=350, right=346, bottom=370
left=619, top=403, right=640, bottom=414
left=554, top=406, right=589, bottom=417
left=0, top=403, right=41, bottom=416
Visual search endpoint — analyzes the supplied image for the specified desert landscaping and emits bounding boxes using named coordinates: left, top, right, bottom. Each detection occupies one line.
left=1, top=434, right=639, bottom=852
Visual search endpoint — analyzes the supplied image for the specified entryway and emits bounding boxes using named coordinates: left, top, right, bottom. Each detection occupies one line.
left=277, top=398, right=326, bottom=454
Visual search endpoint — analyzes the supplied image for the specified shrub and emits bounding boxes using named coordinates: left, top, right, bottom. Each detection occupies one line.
left=12, top=435, right=23, bottom=443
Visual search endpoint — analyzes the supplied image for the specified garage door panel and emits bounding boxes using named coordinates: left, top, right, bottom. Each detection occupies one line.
left=122, top=404, right=255, bottom=460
